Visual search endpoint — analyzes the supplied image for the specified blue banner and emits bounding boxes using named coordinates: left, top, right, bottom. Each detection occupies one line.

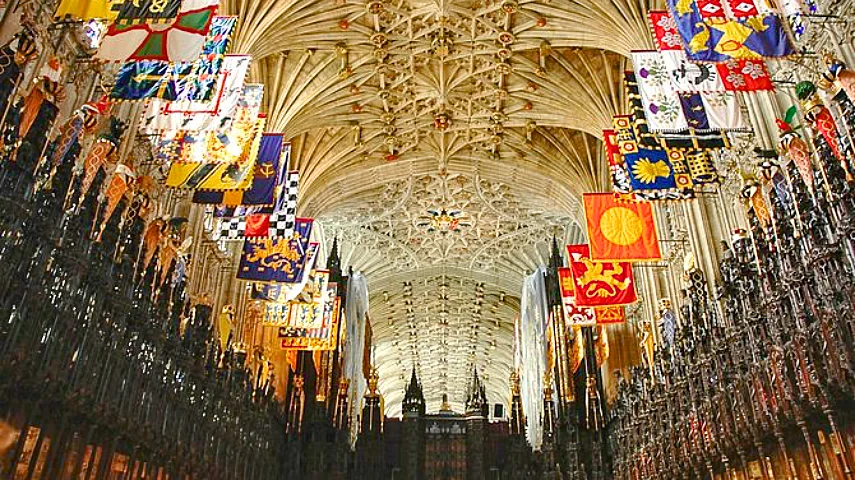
left=666, top=0, right=795, bottom=61
left=194, top=134, right=285, bottom=206
left=237, top=218, right=314, bottom=283
left=624, top=148, right=679, bottom=192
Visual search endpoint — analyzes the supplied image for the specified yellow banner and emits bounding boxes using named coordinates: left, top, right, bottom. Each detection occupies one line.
left=55, top=0, right=119, bottom=20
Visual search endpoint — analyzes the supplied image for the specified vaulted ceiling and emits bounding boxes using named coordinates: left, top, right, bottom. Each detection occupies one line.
left=220, top=0, right=655, bottom=416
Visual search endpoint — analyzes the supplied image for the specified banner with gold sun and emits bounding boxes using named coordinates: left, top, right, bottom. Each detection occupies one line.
left=583, top=193, right=662, bottom=262
left=625, top=149, right=678, bottom=192
left=610, top=115, right=698, bottom=200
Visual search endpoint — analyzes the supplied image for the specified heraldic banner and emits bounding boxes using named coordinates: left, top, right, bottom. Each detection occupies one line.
left=567, top=244, right=638, bottom=307
left=558, top=267, right=627, bottom=325
left=583, top=193, right=662, bottom=262
left=237, top=218, right=314, bottom=283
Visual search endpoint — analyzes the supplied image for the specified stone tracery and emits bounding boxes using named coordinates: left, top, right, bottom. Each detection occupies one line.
left=319, top=172, right=573, bottom=409
left=219, top=0, right=651, bottom=413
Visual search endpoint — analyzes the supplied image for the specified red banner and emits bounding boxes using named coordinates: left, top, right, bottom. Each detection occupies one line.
left=558, top=267, right=596, bottom=327
left=716, top=59, right=774, bottom=91
left=584, top=193, right=661, bottom=262
left=648, top=11, right=684, bottom=51
left=567, top=244, right=638, bottom=307
left=595, top=306, right=626, bottom=324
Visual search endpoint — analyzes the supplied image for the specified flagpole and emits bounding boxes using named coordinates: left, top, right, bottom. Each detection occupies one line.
left=0, top=0, right=19, bottom=28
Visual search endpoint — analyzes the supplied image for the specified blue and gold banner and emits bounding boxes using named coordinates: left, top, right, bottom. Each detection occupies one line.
left=612, top=115, right=695, bottom=201
left=625, top=148, right=679, bottom=192
left=665, top=0, right=794, bottom=62
left=251, top=243, right=320, bottom=301
left=193, top=134, right=285, bottom=206
left=237, top=218, right=314, bottom=283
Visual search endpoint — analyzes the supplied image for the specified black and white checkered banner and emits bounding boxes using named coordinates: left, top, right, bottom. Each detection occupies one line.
left=214, top=171, right=300, bottom=241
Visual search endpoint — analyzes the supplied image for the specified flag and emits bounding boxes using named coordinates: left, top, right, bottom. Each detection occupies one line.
left=97, top=0, right=219, bottom=63
left=679, top=92, right=745, bottom=131
left=272, top=167, right=300, bottom=235
left=54, top=0, right=118, bottom=20
left=567, top=244, right=638, bottom=307
left=595, top=306, right=626, bottom=324
left=558, top=267, right=596, bottom=327
left=625, top=147, right=679, bottom=192
left=648, top=10, right=776, bottom=92
left=603, top=128, right=633, bottom=195
left=252, top=244, right=320, bottom=303
left=194, top=134, right=286, bottom=206
left=665, top=0, right=795, bottom=62
left=632, top=51, right=747, bottom=133
left=716, top=59, right=774, bottom=91
left=559, top=268, right=626, bottom=325
left=625, top=71, right=731, bottom=150
left=165, top=116, right=265, bottom=191
left=611, top=115, right=696, bottom=200
left=648, top=11, right=684, bottom=51
left=584, top=193, right=662, bottom=262
left=237, top=218, right=314, bottom=283
left=279, top=293, right=341, bottom=351
left=217, top=213, right=263, bottom=240
left=141, top=56, right=253, bottom=133
left=263, top=267, right=329, bottom=328
left=650, top=10, right=774, bottom=92
left=110, top=16, right=237, bottom=101
left=113, top=0, right=183, bottom=24
left=215, top=168, right=300, bottom=240
left=632, top=51, right=689, bottom=132
left=217, top=200, right=298, bottom=240
left=169, top=84, right=264, bottom=164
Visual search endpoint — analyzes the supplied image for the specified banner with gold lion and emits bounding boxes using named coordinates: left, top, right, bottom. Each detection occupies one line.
left=567, top=244, right=638, bottom=307
left=559, top=267, right=628, bottom=323
left=237, top=218, right=313, bottom=283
